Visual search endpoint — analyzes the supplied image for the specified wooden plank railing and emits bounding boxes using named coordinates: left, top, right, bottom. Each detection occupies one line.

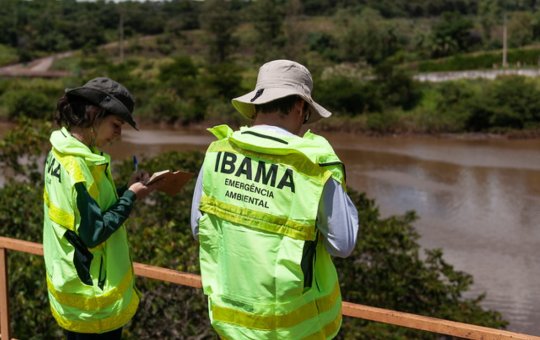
left=0, top=236, right=538, bottom=340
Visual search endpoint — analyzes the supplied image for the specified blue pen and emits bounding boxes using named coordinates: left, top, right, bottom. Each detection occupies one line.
left=133, top=155, right=138, bottom=172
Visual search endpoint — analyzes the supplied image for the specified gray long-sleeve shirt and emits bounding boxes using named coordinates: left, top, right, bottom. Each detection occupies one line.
left=190, top=125, right=359, bottom=258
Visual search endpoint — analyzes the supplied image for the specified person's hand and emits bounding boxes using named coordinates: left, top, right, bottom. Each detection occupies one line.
left=128, top=170, right=150, bottom=187
left=128, top=181, right=157, bottom=200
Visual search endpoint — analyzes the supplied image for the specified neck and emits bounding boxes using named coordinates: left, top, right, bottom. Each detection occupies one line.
left=69, top=127, right=95, bottom=148
left=253, top=111, right=302, bottom=136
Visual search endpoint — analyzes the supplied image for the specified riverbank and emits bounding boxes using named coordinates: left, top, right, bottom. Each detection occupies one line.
left=2, top=119, right=540, bottom=334
left=113, top=127, right=540, bottom=335
left=3, top=116, right=540, bottom=142
left=134, top=116, right=540, bottom=141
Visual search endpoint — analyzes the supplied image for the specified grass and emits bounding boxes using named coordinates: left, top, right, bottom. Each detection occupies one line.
left=0, top=44, right=18, bottom=67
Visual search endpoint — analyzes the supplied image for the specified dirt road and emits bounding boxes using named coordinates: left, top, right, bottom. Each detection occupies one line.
left=0, top=51, right=73, bottom=78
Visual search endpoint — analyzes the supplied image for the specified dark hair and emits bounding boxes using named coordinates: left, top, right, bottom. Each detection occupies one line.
left=255, top=95, right=301, bottom=117
left=55, top=95, right=106, bottom=129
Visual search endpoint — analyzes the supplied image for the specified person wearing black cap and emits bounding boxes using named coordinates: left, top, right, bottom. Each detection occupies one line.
left=42, top=77, right=156, bottom=339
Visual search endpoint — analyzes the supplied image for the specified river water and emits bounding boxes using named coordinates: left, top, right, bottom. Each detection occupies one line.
left=2, top=123, right=539, bottom=335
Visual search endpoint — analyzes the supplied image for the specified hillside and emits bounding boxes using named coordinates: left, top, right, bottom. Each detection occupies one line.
left=3, top=1, right=540, bottom=136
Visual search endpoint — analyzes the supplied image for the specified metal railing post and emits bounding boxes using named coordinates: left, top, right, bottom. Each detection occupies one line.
left=0, top=247, right=10, bottom=340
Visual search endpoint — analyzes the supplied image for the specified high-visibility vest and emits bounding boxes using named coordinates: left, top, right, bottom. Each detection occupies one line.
left=199, top=125, right=345, bottom=339
left=42, top=128, right=139, bottom=333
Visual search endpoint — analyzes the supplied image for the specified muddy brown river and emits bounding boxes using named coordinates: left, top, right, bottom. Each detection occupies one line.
left=2, top=123, right=539, bottom=335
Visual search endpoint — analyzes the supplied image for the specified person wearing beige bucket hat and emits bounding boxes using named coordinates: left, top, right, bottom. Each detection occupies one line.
left=191, top=60, right=359, bottom=339
left=231, top=59, right=332, bottom=124
left=43, top=77, right=157, bottom=339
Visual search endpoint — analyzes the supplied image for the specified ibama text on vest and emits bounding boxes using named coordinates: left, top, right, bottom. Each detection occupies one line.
left=214, top=151, right=295, bottom=192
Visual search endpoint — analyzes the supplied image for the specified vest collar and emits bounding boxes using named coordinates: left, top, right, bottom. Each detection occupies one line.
left=50, top=127, right=110, bottom=166
left=208, top=124, right=342, bottom=166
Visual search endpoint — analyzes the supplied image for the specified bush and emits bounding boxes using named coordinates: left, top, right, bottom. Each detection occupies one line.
left=4, top=90, right=53, bottom=120
left=146, top=89, right=185, bottom=124
left=365, top=111, right=400, bottom=133
left=415, top=81, right=473, bottom=132
left=0, top=43, right=18, bottom=66
left=0, top=118, right=57, bottom=338
left=158, top=56, right=198, bottom=94
left=374, top=62, right=422, bottom=111
left=113, top=151, right=210, bottom=339
left=318, top=76, right=382, bottom=115
left=0, top=182, right=60, bottom=339
left=0, top=121, right=507, bottom=338
left=417, top=48, right=540, bottom=72
left=464, top=76, right=540, bottom=131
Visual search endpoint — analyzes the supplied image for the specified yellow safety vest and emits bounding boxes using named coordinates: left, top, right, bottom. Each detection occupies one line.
left=42, top=127, right=139, bottom=333
left=199, top=125, right=345, bottom=339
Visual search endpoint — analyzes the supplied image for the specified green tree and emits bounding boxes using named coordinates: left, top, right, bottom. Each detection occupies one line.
left=163, top=0, right=201, bottom=31
left=336, top=8, right=405, bottom=65
left=465, top=76, right=540, bottom=131
left=0, top=0, right=19, bottom=47
left=282, top=0, right=307, bottom=62
left=430, top=12, right=479, bottom=58
left=0, top=119, right=57, bottom=338
left=200, top=0, right=238, bottom=63
left=317, top=75, right=383, bottom=115
left=478, top=0, right=504, bottom=43
left=374, top=61, right=422, bottom=110
left=249, top=0, right=286, bottom=62
left=158, top=56, right=198, bottom=96
left=0, top=119, right=508, bottom=338
left=4, top=90, right=53, bottom=121
left=155, top=56, right=210, bottom=124
left=508, top=12, right=534, bottom=48
left=202, top=62, right=245, bottom=100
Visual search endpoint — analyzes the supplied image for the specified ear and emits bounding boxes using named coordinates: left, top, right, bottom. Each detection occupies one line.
left=296, top=99, right=310, bottom=124
left=295, top=98, right=305, bottom=117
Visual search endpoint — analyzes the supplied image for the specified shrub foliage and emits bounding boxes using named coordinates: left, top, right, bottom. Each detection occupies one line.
left=0, top=119, right=507, bottom=339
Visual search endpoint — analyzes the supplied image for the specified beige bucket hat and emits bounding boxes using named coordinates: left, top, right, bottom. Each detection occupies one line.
left=232, top=59, right=332, bottom=124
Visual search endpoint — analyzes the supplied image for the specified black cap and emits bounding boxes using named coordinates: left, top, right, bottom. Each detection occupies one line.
left=65, top=77, right=138, bottom=130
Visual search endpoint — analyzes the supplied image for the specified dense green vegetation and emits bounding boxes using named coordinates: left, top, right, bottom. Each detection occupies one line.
left=2, top=1, right=540, bottom=134
left=1, top=1, right=536, bottom=337
left=0, top=118, right=507, bottom=339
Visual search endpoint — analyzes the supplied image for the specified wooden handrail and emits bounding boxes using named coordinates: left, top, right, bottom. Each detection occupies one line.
left=0, top=236, right=538, bottom=340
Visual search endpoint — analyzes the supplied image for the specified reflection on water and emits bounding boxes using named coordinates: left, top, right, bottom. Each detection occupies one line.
left=108, top=129, right=540, bottom=334
left=107, top=129, right=540, bottom=335
left=2, top=124, right=540, bottom=335
left=332, top=134, right=540, bottom=335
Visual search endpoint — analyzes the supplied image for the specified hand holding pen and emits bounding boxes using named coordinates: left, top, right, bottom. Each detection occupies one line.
left=130, top=155, right=149, bottom=182
left=128, top=155, right=155, bottom=199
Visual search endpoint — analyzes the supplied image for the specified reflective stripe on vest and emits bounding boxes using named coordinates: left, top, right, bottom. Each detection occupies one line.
left=211, top=281, right=341, bottom=330
left=46, top=270, right=134, bottom=311
left=199, top=125, right=345, bottom=339
left=303, top=314, right=343, bottom=340
left=200, top=195, right=316, bottom=240
left=43, top=189, right=75, bottom=231
left=201, top=136, right=333, bottom=241
left=43, top=132, right=137, bottom=333
left=50, top=292, right=139, bottom=334
left=52, top=149, right=99, bottom=198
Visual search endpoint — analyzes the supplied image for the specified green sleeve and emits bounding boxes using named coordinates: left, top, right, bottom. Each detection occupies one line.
left=75, top=182, right=136, bottom=248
